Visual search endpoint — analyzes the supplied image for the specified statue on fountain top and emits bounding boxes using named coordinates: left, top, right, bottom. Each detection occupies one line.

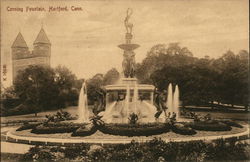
left=124, top=8, right=133, bottom=35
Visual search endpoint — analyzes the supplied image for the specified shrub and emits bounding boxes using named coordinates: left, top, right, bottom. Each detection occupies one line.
left=98, top=123, right=170, bottom=136
left=16, top=123, right=41, bottom=131
left=2, top=98, right=21, bottom=110
left=21, top=138, right=250, bottom=161
left=64, top=145, right=90, bottom=160
left=45, top=110, right=74, bottom=123
left=186, top=121, right=232, bottom=131
left=205, top=138, right=250, bottom=161
left=87, top=145, right=108, bottom=161
left=171, top=123, right=196, bottom=135
left=3, top=104, right=34, bottom=116
left=22, top=146, right=55, bottom=161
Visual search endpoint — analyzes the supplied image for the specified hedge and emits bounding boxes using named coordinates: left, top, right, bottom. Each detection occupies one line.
left=186, top=121, right=232, bottom=131
left=16, top=123, right=42, bottom=131
left=2, top=104, right=34, bottom=116
left=31, top=122, right=83, bottom=134
left=72, top=124, right=97, bottom=137
left=218, top=120, right=243, bottom=128
left=171, top=123, right=196, bottom=135
left=43, top=122, right=85, bottom=127
left=2, top=119, right=45, bottom=124
left=98, top=123, right=170, bottom=137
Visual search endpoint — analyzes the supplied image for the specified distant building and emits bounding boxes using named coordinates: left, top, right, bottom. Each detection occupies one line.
left=11, top=27, right=51, bottom=79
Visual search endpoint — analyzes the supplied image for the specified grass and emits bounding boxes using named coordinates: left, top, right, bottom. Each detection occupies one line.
left=1, top=106, right=94, bottom=124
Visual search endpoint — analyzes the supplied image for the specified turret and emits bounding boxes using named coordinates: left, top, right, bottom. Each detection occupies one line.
left=11, top=32, right=29, bottom=60
left=33, top=27, right=51, bottom=58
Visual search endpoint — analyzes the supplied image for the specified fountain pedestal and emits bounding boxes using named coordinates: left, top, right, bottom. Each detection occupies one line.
left=121, top=77, right=137, bottom=85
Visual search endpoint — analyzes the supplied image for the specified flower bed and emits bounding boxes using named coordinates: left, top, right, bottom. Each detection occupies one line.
left=43, top=122, right=85, bottom=127
left=218, top=120, right=243, bottom=128
left=186, top=121, right=232, bottom=131
left=31, top=122, right=85, bottom=134
left=98, top=123, right=170, bottom=137
left=16, top=123, right=42, bottom=131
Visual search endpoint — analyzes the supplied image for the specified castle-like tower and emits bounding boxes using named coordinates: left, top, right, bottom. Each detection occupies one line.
left=11, top=27, right=51, bottom=79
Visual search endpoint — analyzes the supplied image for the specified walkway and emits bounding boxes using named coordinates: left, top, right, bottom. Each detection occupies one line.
left=1, top=142, right=32, bottom=154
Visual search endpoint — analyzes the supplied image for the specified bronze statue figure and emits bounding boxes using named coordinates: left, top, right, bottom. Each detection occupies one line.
left=122, top=50, right=135, bottom=78
left=124, top=8, right=133, bottom=34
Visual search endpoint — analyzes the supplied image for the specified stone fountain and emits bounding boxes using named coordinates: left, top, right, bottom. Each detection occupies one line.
left=102, top=8, right=162, bottom=123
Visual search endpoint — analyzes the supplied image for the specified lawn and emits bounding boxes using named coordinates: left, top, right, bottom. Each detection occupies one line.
left=1, top=106, right=94, bottom=124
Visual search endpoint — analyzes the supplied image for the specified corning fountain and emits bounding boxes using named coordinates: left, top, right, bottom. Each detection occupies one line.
left=102, top=8, right=162, bottom=123
left=77, top=8, right=180, bottom=124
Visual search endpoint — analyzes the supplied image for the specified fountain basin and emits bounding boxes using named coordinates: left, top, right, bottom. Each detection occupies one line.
left=118, top=44, right=140, bottom=51
left=105, top=78, right=155, bottom=105
left=101, top=78, right=159, bottom=123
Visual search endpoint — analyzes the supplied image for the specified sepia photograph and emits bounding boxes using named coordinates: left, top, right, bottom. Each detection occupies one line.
left=0, top=0, right=249, bottom=161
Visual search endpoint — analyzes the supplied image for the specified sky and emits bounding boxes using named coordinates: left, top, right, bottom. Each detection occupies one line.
left=1, top=0, right=249, bottom=87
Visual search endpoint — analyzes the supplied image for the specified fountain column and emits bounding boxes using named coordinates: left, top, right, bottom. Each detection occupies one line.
left=166, top=83, right=173, bottom=116
left=77, top=82, right=90, bottom=123
left=118, top=8, right=140, bottom=79
left=105, top=93, right=109, bottom=109
left=150, top=92, right=154, bottom=104
left=173, top=85, right=180, bottom=121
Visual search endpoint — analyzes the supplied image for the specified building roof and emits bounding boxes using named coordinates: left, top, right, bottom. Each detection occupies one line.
left=11, top=32, right=28, bottom=48
left=34, top=28, right=51, bottom=44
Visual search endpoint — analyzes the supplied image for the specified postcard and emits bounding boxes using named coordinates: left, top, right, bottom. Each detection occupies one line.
left=1, top=0, right=249, bottom=161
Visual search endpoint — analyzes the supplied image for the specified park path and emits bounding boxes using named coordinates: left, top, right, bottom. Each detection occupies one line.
left=1, top=141, right=32, bottom=154
left=1, top=126, right=33, bottom=154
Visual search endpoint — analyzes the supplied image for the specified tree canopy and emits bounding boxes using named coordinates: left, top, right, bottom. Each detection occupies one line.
left=136, top=43, right=249, bottom=107
left=2, top=42, right=248, bottom=116
left=3, top=65, right=80, bottom=116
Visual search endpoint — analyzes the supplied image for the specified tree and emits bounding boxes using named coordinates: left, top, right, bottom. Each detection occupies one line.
left=213, top=50, right=248, bottom=107
left=103, top=68, right=120, bottom=85
left=136, top=43, right=194, bottom=84
left=54, top=65, right=78, bottom=107
left=137, top=43, right=248, bottom=108
left=14, top=65, right=57, bottom=116
left=1, top=86, right=16, bottom=99
left=238, top=50, right=249, bottom=60
left=86, top=74, right=104, bottom=105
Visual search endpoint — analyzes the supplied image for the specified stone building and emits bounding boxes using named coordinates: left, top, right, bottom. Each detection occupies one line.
left=11, top=27, right=51, bottom=79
